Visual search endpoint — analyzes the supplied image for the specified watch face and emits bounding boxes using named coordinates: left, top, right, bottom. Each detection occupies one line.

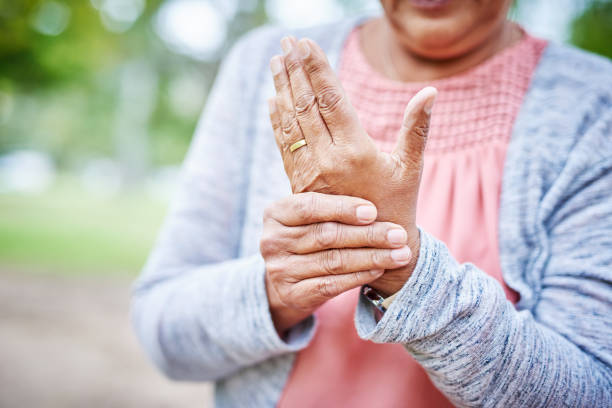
left=363, top=286, right=383, bottom=303
left=364, top=288, right=380, bottom=302
left=363, top=285, right=387, bottom=314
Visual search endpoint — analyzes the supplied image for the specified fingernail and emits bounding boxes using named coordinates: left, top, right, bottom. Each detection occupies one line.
left=356, top=205, right=377, bottom=222
left=298, top=40, right=310, bottom=58
left=387, top=229, right=407, bottom=245
left=281, top=37, right=293, bottom=55
left=270, top=56, right=282, bottom=75
left=369, top=269, right=384, bottom=276
left=391, top=246, right=411, bottom=263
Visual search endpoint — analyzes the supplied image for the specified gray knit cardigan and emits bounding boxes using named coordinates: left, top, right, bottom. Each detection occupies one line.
left=131, top=16, right=612, bottom=407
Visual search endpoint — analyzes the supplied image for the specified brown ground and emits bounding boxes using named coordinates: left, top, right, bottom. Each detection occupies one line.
left=0, top=270, right=213, bottom=408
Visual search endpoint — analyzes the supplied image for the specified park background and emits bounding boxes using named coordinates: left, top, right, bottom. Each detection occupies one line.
left=0, top=0, right=610, bottom=406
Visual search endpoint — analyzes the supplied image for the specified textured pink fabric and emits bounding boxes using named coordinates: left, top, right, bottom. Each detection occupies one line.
left=278, top=27, right=547, bottom=407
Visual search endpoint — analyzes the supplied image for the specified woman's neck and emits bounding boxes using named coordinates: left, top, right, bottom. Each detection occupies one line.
left=360, top=17, right=522, bottom=82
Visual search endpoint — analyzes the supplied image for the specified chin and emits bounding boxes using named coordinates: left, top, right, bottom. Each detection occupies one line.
left=382, top=0, right=511, bottom=60
left=401, top=20, right=476, bottom=59
left=389, top=17, right=487, bottom=60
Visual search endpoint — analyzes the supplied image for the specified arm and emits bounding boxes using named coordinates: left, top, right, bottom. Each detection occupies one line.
left=130, top=33, right=315, bottom=382
left=131, top=31, right=413, bottom=383
left=272, top=36, right=612, bottom=406
left=355, top=118, right=612, bottom=407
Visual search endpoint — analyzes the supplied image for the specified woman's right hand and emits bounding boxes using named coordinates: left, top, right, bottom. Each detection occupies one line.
left=261, top=192, right=413, bottom=336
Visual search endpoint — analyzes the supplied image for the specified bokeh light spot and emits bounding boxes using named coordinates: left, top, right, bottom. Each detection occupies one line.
left=31, top=1, right=71, bottom=36
left=154, top=0, right=226, bottom=61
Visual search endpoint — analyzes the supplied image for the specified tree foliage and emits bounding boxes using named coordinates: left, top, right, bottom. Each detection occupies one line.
left=0, top=0, right=609, bottom=172
left=0, top=0, right=267, bottom=167
left=571, top=0, right=612, bottom=59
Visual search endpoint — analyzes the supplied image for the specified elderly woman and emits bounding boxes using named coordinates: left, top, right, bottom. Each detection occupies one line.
left=132, top=0, right=612, bottom=406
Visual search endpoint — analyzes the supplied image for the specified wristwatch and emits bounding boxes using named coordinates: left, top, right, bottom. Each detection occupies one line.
left=362, top=285, right=399, bottom=314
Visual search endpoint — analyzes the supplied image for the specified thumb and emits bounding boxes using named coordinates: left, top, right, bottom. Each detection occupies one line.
left=392, top=86, right=437, bottom=168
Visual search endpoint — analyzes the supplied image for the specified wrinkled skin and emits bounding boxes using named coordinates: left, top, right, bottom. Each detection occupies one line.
left=263, top=0, right=520, bottom=332
left=260, top=193, right=412, bottom=335
left=269, top=37, right=437, bottom=296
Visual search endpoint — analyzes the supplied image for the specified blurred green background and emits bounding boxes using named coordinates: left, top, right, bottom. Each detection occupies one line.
left=0, top=0, right=610, bottom=277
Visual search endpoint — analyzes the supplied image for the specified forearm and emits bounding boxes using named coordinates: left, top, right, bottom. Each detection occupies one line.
left=355, top=229, right=612, bottom=407
left=131, top=255, right=315, bottom=382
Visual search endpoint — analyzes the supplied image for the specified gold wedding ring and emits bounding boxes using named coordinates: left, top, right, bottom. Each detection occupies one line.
left=289, top=139, right=307, bottom=153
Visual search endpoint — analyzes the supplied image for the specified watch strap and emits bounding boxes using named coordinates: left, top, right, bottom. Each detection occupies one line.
left=381, top=292, right=398, bottom=310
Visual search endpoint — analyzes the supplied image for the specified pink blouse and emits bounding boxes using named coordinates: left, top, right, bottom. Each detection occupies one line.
left=278, top=27, right=547, bottom=407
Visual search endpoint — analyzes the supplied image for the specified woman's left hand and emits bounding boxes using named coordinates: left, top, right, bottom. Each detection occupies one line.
left=268, top=37, right=437, bottom=296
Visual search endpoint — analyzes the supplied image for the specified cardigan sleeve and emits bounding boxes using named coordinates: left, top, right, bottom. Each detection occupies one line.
left=354, top=109, right=612, bottom=407
left=130, top=30, right=315, bottom=382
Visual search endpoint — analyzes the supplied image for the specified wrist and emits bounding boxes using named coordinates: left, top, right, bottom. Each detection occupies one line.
left=269, top=302, right=311, bottom=338
left=369, top=229, right=420, bottom=297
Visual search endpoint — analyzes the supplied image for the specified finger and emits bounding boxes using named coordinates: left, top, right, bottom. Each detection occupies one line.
left=270, top=54, right=306, bottom=154
left=268, top=97, right=283, bottom=151
left=268, top=97, right=288, bottom=159
left=269, top=97, right=295, bottom=177
left=282, top=38, right=332, bottom=150
left=270, top=54, right=289, bottom=97
left=298, top=38, right=363, bottom=144
left=280, top=35, right=297, bottom=55
left=286, top=221, right=408, bottom=254
left=288, top=246, right=412, bottom=279
left=392, top=86, right=437, bottom=169
left=268, top=192, right=377, bottom=226
left=297, top=269, right=385, bottom=303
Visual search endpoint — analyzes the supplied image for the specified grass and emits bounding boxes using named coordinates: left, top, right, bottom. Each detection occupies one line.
left=0, top=178, right=168, bottom=277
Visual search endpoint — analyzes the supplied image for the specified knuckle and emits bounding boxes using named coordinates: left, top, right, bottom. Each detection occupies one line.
left=334, top=198, right=345, bottom=220
left=294, top=92, right=316, bottom=115
left=413, top=122, right=430, bottom=140
left=264, top=259, right=284, bottom=277
left=284, top=288, right=310, bottom=312
left=305, top=58, right=326, bottom=76
left=321, top=249, right=344, bottom=275
left=366, top=224, right=377, bottom=246
left=262, top=204, right=276, bottom=222
left=313, top=222, right=339, bottom=248
left=275, top=287, right=290, bottom=305
left=284, top=56, right=302, bottom=74
left=347, top=271, right=362, bottom=288
left=281, top=111, right=299, bottom=137
left=317, top=278, right=339, bottom=298
left=259, top=234, right=272, bottom=256
left=370, top=249, right=385, bottom=268
left=342, top=149, right=361, bottom=167
left=317, top=87, right=344, bottom=113
left=259, top=232, right=281, bottom=257
left=317, top=157, right=336, bottom=174
left=272, top=68, right=287, bottom=84
left=294, top=194, right=315, bottom=223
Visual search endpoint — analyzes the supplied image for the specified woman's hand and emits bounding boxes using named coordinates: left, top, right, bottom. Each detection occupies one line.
left=261, top=192, right=412, bottom=336
left=268, top=37, right=437, bottom=296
